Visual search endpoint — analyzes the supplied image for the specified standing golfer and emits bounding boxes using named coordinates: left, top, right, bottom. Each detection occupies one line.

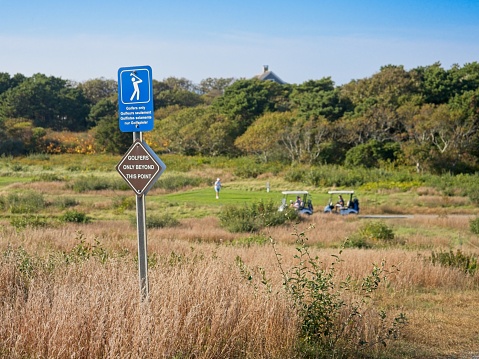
left=214, top=178, right=221, bottom=199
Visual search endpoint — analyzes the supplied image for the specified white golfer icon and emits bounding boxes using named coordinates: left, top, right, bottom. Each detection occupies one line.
left=130, top=72, right=143, bottom=101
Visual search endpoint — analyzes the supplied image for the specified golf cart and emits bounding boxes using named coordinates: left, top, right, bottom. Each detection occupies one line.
left=323, top=190, right=359, bottom=215
left=278, top=190, right=314, bottom=215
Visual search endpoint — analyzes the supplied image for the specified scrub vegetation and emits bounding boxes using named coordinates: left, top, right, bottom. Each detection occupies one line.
left=1, top=154, right=479, bottom=358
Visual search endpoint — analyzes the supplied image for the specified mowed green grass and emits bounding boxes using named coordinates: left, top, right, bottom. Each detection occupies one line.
left=0, top=176, right=32, bottom=188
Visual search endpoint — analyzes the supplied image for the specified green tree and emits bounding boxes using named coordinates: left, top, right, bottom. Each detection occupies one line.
left=212, top=78, right=291, bottom=137
left=94, top=116, right=131, bottom=154
left=234, top=111, right=293, bottom=162
left=87, top=98, right=117, bottom=127
left=0, top=74, right=89, bottom=131
left=198, top=77, right=235, bottom=103
left=290, top=78, right=352, bottom=122
left=345, top=139, right=401, bottom=168
left=153, top=77, right=203, bottom=109
left=415, top=62, right=454, bottom=105
left=154, top=106, right=236, bottom=156
left=79, top=78, right=117, bottom=105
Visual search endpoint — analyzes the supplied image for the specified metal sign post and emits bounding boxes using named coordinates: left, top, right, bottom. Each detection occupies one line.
left=133, top=131, right=149, bottom=300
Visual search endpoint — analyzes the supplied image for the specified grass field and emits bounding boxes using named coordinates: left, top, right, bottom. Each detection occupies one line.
left=1, top=154, right=479, bottom=358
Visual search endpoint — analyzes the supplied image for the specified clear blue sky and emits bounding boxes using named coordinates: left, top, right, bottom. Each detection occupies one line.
left=1, top=0, right=478, bottom=85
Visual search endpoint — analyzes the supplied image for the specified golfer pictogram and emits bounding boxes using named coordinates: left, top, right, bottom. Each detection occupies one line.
left=130, top=72, right=143, bottom=101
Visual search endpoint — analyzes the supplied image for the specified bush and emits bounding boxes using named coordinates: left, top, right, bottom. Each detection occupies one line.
left=53, top=197, right=79, bottom=209
left=129, top=213, right=179, bottom=229
left=5, top=191, right=46, bottom=214
left=33, top=173, right=67, bottom=182
left=155, top=175, right=204, bottom=191
left=10, top=215, right=52, bottom=229
left=430, top=249, right=478, bottom=276
left=59, top=210, right=91, bottom=224
left=470, top=217, right=479, bottom=234
left=269, top=226, right=407, bottom=356
left=112, top=196, right=136, bottom=213
left=218, top=200, right=299, bottom=233
left=345, top=221, right=395, bottom=248
left=68, top=176, right=128, bottom=192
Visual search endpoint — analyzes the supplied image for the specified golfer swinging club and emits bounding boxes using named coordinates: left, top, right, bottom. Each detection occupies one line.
left=130, top=72, right=143, bottom=101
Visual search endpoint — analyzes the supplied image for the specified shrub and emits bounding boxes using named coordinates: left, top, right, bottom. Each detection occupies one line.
left=345, top=221, right=395, bottom=249
left=470, top=217, right=479, bottom=234
left=6, top=191, right=46, bottom=214
left=429, top=249, right=478, bottom=276
left=112, top=196, right=136, bottom=213
left=233, top=163, right=263, bottom=179
left=155, top=175, right=204, bottom=191
left=59, top=210, right=91, bottom=224
left=360, top=221, right=394, bottom=241
left=229, top=234, right=270, bottom=247
left=63, top=236, right=109, bottom=264
left=129, top=213, right=179, bottom=229
left=68, top=176, right=128, bottom=192
left=10, top=215, right=52, bottom=229
left=269, top=225, right=407, bottom=356
left=218, top=200, right=299, bottom=233
left=53, top=197, right=79, bottom=209
left=33, top=173, right=67, bottom=182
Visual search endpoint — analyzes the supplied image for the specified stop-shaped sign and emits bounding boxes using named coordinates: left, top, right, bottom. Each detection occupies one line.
left=116, top=140, right=166, bottom=196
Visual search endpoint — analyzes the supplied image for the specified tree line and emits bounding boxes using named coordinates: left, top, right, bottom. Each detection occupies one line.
left=1, top=61, right=478, bottom=173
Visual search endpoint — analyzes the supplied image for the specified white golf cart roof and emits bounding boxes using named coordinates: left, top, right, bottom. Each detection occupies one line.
left=282, top=190, right=309, bottom=195
left=328, top=190, right=354, bottom=195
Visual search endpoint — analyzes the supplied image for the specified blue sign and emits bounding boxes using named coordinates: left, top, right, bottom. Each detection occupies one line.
left=118, top=65, right=154, bottom=132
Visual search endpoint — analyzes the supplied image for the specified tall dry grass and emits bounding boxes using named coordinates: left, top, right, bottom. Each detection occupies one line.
left=0, top=252, right=299, bottom=358
left=1, top=215, right=479, bottom=358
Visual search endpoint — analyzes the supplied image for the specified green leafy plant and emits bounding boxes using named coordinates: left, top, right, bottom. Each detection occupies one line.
left=62, top=233, right=109, bottom=264
left=429, top=249, right=478, bottom=276
left=271, top=225, right=407, bottom=356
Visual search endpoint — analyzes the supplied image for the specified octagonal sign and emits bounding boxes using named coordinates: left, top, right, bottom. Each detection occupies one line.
left=116, top=140, right=166, bottom=196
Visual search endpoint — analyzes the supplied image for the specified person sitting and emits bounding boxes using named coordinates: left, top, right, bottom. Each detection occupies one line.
left=335, top=195, right=344, bottom=212
left=294, top=196, right=303, bottom=209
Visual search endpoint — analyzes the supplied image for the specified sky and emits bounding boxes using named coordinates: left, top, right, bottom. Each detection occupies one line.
left=1, top=0, right=478, bottom=86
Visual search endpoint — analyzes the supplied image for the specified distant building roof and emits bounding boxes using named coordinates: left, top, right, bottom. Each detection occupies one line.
left=254, top=65, right=287, bottom=84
